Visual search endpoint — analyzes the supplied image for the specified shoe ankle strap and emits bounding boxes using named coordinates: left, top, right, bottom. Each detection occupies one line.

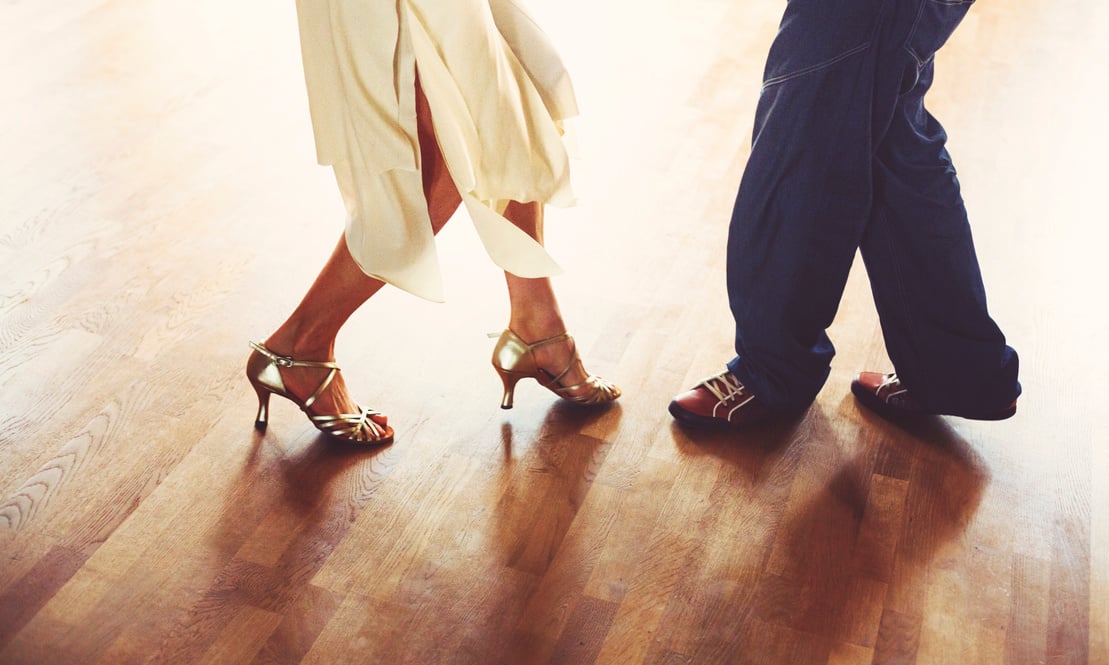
left=249, top=341, right=340, bottom=370
left=521, top=331, right=573, bottom=351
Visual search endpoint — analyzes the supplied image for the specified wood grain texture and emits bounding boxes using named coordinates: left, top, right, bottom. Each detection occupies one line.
left=2, top=0, right=1107, bottom=663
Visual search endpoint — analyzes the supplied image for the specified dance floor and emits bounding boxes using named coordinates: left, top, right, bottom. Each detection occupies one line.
left=1, top=1, right=1106, bottom=663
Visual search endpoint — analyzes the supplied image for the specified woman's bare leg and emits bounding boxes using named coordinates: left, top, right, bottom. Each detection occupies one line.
left=262, top=79, right=461, bottom=419
left=501, top=201, right=600, bottom=394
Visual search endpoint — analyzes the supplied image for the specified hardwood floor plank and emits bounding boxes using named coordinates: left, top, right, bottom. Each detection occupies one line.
left=548, top=595, right=621, bottom=665
left=725, top=619, right=832, bottom=665
left=833, top=576, right=888, bottom=651
left=592, top=528, right=701, bottom=665
left=197, top=605, right=283, bottom=665
left=1047, top=516, right=1092, bottom=665
left=448, top=568, right=540, bottom=663
left=827, top=641, right=875, bottom=665
left=872, top=609, right=923, bottom=665
left=1091, top=436, right=1109, bottom=665
left=0, top=545, right=85, bottom=651
left=508, top=483, right=620, bottom=663
left=0, top=615, right=80, bottom=665
left=852, top=474, right=909, bottom=584
left=1006, top=553, right=1051, bottom=665
left=297, top=592, right=400, bottom=665
left=916, top=563, right=1008, bottom=664
left=308, top=452, right=485, bottom=596
left=583, top=456, right=679, bottom=603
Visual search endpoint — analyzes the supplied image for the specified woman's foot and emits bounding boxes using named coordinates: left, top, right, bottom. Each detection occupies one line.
left=524, top=333, right=596, bottom=399
left=262, top=343, right=359, bottom=414
left=259, top=339, right=391, bottom=438
left=491, top=328, right=620, bottom=409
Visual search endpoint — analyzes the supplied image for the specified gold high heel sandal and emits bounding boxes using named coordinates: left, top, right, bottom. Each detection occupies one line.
left=246, top=341, right=394, bottom=445
left=491, top=329, right=621, bottom=409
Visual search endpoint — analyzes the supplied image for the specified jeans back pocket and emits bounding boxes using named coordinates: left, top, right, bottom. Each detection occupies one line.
left=904, top=0, right=974, bottom=68
left=762, top=0, right=883, bottom=88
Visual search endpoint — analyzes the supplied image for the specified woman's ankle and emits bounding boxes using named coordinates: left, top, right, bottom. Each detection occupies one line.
left=264, top=329, right=336, bottom=362
left=507, top=315, right=568, bottom=344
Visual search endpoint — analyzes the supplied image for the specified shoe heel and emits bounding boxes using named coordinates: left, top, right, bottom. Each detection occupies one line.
left=250, top=380, right=271, bottom=429
left=496, top=368, right=522, bottom=410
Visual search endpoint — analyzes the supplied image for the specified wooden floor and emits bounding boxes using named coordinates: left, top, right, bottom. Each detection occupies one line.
left=2, top=1, right=1107, bottom=663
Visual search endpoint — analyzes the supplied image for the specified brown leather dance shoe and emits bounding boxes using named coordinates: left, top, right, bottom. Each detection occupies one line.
left=851, top=371, right=1017, bottom=421
left=669, top=370, right=778, bottom=428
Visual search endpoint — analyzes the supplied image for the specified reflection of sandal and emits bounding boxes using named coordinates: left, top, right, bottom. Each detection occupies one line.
left=490, top=329, right=621, bottom=410
left=245, top=341, right=394, bottom=445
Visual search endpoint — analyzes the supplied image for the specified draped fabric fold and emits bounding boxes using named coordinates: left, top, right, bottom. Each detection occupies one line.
left=295, top=0, right=578, bottom=302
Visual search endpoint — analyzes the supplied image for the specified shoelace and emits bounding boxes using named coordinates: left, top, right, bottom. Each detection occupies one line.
left=701, top=371, right=747, bottom=404
left=877, top=373, right=911, bottom=403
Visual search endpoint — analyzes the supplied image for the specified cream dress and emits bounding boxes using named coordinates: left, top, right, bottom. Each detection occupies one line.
left=295, top=0, right=579, bottom=302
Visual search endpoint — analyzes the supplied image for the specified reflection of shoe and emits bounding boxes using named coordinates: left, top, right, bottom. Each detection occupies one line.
left=246, top=341, right=394, bottom=445
left=668, top=370, right=777, bottom=428
left=491, top=329, right=621, bottom=410
left=850, top=371, right=1017, bottom=421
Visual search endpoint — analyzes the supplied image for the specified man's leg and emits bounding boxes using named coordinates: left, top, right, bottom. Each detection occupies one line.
left=856, top=19, right=1020, bottom=419
left=727, top=0, right=899, bottom=411
left=672, top=0, right=897, bottom=427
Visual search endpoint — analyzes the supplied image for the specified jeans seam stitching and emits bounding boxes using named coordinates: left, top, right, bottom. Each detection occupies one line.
left=761, top=41, right=872, bottom=90
left=903, top=0, right=929, bottom=69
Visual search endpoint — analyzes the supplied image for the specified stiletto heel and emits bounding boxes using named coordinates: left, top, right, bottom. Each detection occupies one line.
left=496, top=368, right=522, bottom=409
left=490, top=329, right=620, bottom=408
left=245, top=341, right=394, bottom=445
left=251, top=379, right=271, bottom=429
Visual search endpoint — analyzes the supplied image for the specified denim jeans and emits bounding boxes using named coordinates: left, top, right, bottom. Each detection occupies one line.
left=725, top=0, right=1021, bottom=416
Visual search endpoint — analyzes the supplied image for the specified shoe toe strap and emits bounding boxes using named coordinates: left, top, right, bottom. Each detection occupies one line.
left=309, top=408, right=390, bottom=443
left=553, top=375, right=619, bottom=403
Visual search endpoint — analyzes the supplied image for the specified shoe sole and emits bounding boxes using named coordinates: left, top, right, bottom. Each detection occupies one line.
left=957, top=404, right=1017, bottom=421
